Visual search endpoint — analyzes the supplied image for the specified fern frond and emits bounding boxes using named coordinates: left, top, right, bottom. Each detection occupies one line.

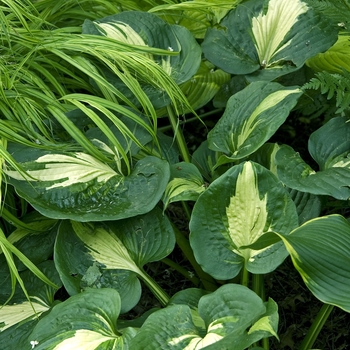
left=303, top=70, right=350, bottom=114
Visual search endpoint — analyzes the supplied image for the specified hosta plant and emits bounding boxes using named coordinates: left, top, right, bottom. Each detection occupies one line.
left=1, top=0, right=350, bottom=349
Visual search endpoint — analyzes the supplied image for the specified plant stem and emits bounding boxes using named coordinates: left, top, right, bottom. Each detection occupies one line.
left=252, top=274, right=269, bottom=349
left=181, top=201, right=192, bottom=221
left=167, top=105, right=191, bottom=163
left=252, top=273, right=265, bottom=299
left=299, top=303, right=334, bottom=350
left=158, top=108, right=223, bottom=133
left=240, top=266, right=249, bottom=287
left=161, top=257, right=200, bottom=286
left=172, top=223, right=217, bottom=291
left=139, top=268, right=170, bottom=307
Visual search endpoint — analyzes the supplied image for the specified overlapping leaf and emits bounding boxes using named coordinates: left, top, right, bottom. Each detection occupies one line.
left=0, top=261, right=62, bottom=347
left=27, top=288, right=136, bottom=350
left=306, top=35, right=350, bottom=73
left=276, top=117, right=350, bottom=199
left=82, top=11, right=201, bottom=109
left=5, top=143, right=170, bottom=221
left=202, top=0, right=338, bottom=80
left=244, top=215, right=350, bottom=312
left=54, top=207, right=175, bottom=312
left=207, top=81, right=302, bottom=168
left=190, top=161, right=298, bottom=280
left=162, top=162, right=205, bottom=209
left=129, top=284, right=278, bottom=350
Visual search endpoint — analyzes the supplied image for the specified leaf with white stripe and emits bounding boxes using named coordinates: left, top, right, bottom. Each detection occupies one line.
left=202, top=0, right=338, bottom=80
left=190, top=161, right=298, bottom=280
left=5, top=144, right=170, bottom=221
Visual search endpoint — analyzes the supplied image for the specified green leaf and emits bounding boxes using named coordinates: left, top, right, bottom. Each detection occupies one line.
left=207, top=81, right=302, bottom=166
left=190, top=161, right=298, bottom=280
left=0, top=213, right=57, bottom=271
left=27, top=288, right=132, bottom=350
left=82, top=11, right=201, bottom=109
left=5, top=144, right=170, bottom=221
left=306, top=35, right=350, bottom=73
left=179, top=61, right=231, bottom=111
left=0, top=261, right=62, bottom=334
left=202, top=0, right=338, bottom=80
left=54, top=207, right=175, bottom=311
left=162, top=162, right=206, bottom=209
left=288, top=189, right=322, bottom=225
left=169, top=288, right=210, bottom=334
left=279, top=215, right=350, bottom=312
left=129, top=284, right=278, bottom=349
left=191, top=140, right=224, bottom=182
left=54, top=221, right=141, bottom=313
left=276, top=117, right=350, bottom=200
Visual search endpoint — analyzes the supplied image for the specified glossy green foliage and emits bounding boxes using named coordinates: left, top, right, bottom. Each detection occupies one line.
left=1, top=1, right=350, bottom=349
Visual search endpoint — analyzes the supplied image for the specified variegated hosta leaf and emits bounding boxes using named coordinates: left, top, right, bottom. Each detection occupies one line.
left=280, top=215, right=350, bottom=312
left=276, top=117, right=350, bottom=200
left=0, top=261, right=62, bottom=341
left=162, top=162, right=206, bottom=210
left=54, top=207, right=175, bottom=311
left=82, top=11, right=201, bottom=85
left=248, top=143, right=322, bottom=225
left=27, top=288, right=136, bottom=350
left=5, top=144, right=170, bottom=221
left=207, top=81, right=302, bottom=167
left=306, top=35, right=350, bottom=73
left=190, top=161, right=298, bottom=280
left=202, top=0, right=338, bottom=80
left=129, top=284, right=278, bottom=350
left=249, top=215, right=350, bottom=312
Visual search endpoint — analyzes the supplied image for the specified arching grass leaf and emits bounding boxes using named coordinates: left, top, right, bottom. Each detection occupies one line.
left=0, top=261, right=62, bottom=339
left=190, top=161, right=298, bottom=280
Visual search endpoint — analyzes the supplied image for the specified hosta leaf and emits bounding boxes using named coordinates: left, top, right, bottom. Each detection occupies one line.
left=129, top=284, right=278, bottom=350
left=189, top=161, right=298, bottom=280
left=0, top=214, right=57, bottom=272
left=306, top=35, right=350, bottom=73
left=149, top=0, right=238, bottom=39
left=191, top=140, right=224, bottom=182
left=162, top=162, right=205, bottom=209
left=202, top=0, right=337, bottom=80
left=55, top=221, right=141, bottom=313
left=276, top=117, right=350, bottom=199
left=212, top=75, right=248, bottom=108
left=5, top=144, right=170, bottom=221
left=28, top=288, right=134, bottom=350
left=288, top=189, right=321, bottom=225
left=279, top=215, right=350, bottom=312
left=179, top=61, right=231, bottom=111
left=0, top=261, right=62, bottom=335
left=82, top=11, right=201, bottom=108
left=54, top=207, right=175, bottom=311
left=207, top=81, right=302, bottom=166
left=169, top=288, right=210, bottom=333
